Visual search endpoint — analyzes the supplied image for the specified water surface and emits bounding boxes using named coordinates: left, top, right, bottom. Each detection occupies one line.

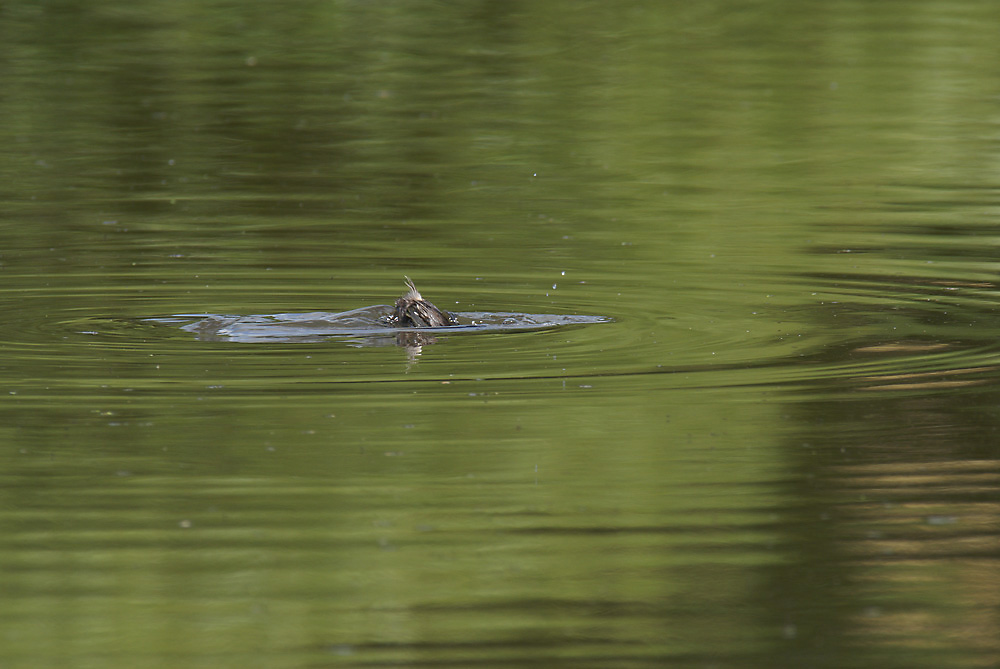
left=2, top=2, right=1000, bottom=668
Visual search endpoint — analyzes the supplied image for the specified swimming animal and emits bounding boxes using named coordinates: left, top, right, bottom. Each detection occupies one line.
left=391, top=276, right=457, bottom=327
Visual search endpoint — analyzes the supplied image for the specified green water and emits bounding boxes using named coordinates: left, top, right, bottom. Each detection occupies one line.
left=3, top=2, right=1000, bottom=667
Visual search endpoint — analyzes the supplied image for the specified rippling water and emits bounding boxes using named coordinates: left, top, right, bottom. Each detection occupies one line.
left=3, top=2, right=1000, bottom=668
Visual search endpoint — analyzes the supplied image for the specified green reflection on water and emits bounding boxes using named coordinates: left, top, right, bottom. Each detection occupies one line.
left=2, top=1, right=1000, bottom=667
left=2, top=382, right=787, bottom=667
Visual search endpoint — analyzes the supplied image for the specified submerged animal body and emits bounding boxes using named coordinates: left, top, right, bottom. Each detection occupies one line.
left=392, top=277, right=457, bottom=327
left=162, top=275, right=609, bottom=346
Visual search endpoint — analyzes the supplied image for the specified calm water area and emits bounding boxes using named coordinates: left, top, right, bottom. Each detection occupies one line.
left=3, top=2, right=1000, bottom=667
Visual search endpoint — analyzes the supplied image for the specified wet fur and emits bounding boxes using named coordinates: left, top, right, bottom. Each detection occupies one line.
left=393, top=277, right=456, bottom=327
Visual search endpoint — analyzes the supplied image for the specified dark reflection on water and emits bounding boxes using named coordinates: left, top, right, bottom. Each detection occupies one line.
left=766, top=389, right=1000, bottom=669
left=754, top=258, right=1000, bottom=667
